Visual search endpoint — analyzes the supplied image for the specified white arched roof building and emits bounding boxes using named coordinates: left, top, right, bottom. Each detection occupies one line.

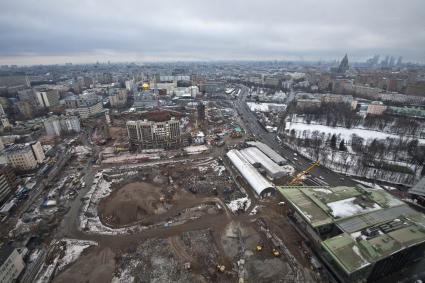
left=226, top=149, right=275, bottom=197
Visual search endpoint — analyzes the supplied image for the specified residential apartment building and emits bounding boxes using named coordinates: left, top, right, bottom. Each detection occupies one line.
left=65, top=94, right=103, bottom=119
left=35, top=89, right=60, bottom=108
left=44, top=115, right=81, bottom=136
left=109, top=89, right=128, bottom=108
left=127, top=117, right=183, bottom=149
left=0, top=246, right=25, bottom=283
left=4, top=141, right=45, bottom=171
left=0, top=165, right=17, bottom=204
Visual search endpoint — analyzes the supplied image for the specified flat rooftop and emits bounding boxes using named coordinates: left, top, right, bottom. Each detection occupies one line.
left=322, top=223, right=425, bottom=274
left=279, top=185, right=425, bottom=274
left=278, top=186, right=405, bottom=227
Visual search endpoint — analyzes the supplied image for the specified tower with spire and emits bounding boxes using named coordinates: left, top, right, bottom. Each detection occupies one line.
left=337, top=54, right=349, bottom=74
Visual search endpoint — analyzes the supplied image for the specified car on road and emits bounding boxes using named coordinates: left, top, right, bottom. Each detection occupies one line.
left=293, top=157, right=298, bottom=161
left=293, top=153, right=298, bottom=156
left=319, top=176, right=325, bottom=180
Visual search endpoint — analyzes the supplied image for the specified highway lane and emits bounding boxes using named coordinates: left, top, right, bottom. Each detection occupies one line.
left=235, top=85, right=356, bottom=187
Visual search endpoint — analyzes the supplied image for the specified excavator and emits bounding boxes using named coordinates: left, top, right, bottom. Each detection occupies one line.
left=288, top=160, right=320, bottom=185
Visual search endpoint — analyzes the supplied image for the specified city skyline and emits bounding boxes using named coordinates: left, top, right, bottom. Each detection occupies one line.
left=1, top=0, right=425, bottom=65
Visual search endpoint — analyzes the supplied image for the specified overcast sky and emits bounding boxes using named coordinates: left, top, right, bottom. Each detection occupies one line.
left=0, top=0, right=424, bottom=65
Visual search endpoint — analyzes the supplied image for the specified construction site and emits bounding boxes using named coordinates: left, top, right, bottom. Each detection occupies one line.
left=4, top=90, right=425, bottom=283
left=49, top=152, right=323, bottom=283
left=31, top=102, right=328, bottom=282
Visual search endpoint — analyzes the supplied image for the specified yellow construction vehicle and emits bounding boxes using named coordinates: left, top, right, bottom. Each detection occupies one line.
left=256, top=245, right=263, bottom=252
left=288, top=160, right=320, bottom=185
left=272, top=248, right=281, bottom=257
left=217, top=265, right=226, bottom=273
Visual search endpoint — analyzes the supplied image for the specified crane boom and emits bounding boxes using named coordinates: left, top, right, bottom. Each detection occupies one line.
left=288, top=160, right=320, bottom=185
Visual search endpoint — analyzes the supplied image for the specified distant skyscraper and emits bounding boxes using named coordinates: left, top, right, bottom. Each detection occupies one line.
left=337, top=54, right=349, bottom=74
left=396, top=56, right=403, bottom=66
left=381, top=55, right=390, bottom=68
left=389, top=56, right=395, bottom=68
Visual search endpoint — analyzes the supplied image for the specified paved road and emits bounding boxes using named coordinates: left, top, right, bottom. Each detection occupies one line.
left=235, top=84, right=356, bottom=187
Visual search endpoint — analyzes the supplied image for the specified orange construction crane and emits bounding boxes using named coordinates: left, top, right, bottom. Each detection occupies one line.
left=288, top=160, right=320, bottom=185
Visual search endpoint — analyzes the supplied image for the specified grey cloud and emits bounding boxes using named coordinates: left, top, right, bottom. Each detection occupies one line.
left=0, top=0, right=424, bottom=64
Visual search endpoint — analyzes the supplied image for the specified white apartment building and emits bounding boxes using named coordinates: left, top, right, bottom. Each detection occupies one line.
left=44, top=115, right=81, bottom=136
left=5, top=141, right=45, bottom=171
left=35, top=89, right=60, bottom=108
left=0, top=246, right=25, bottom=283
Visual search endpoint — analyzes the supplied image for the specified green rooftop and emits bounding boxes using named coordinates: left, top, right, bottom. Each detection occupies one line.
left=278, top=186, right=406, bottom=227
left=322, top=233, right=371, bottom=274
left=278, top=186, right=333, bottom=227
left=279, top=185, right=425, bottom=275
left=322, top=223, right=425, bottom=274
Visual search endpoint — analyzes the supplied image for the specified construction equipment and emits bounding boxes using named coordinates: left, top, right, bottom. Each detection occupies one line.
left=272, top=248, right=281, bottom=257
left=288, top=160, right=320, bottom=185
left=217, top=265, right=226, bottom=272
left=256, top=244, right=263, bottom=252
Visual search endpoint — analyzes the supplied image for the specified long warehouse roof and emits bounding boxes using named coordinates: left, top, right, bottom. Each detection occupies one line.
left=246, top=141, right=286, bottom=164
left=240, top=147, right=286, bottom=177
left=226, top=149, right=274, bottom=196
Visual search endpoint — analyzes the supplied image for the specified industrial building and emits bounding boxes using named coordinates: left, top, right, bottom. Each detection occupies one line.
left=226, top=149, right=275, bottom=197
left=240, top=147, right=288, bottom=179
left=0, top=245, right=25, bottom=283
left=43, top=115, right=81, bottom=136
left=4, top=141, right=45, bottom=171
left=278, top=185, right=425, bottom=283
left=246, top=141, right=286, bottom=165
left=127, top=116, right=184, bottom=150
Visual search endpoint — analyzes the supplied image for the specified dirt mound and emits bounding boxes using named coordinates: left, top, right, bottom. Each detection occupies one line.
left=98, top=182, right=169, bottom=226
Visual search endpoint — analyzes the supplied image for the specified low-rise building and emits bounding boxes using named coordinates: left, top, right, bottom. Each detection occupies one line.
left=279, top=185, right=425, bottom=283
left=246, top=141, right=286, bottom=165
left=4, top=141, right=45, bottom=171
left=226, top=149, right=275, bottom=198
left=240, top=147, right=288, bottom=179
left=0, top=246, right=25, bottom=283
left=367, top=101, right=387, bottom=115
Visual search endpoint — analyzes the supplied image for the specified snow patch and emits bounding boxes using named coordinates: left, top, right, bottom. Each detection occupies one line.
left=57, top=239, right=98, bottom=271
left=352, top=245, right=370, bottom=268
left=227, top=197, right=251, bottom=213
left=312, top=188, right=332, bottom=194
left=327, top=197, right=381, bottom=218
